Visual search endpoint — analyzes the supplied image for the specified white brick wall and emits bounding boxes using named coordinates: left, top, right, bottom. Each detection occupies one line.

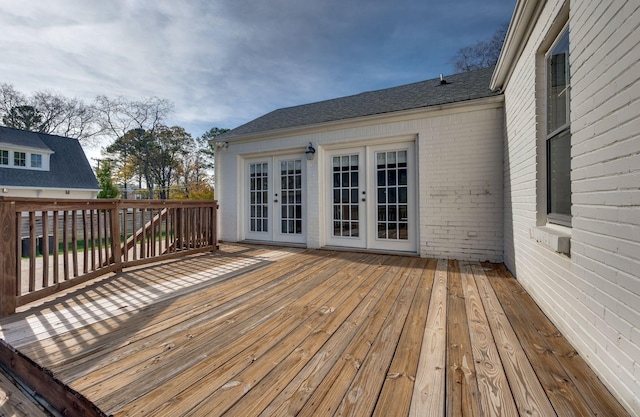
left=419, top=107, right=504, bottom=262
left=500, top=0, right=640, bottom=414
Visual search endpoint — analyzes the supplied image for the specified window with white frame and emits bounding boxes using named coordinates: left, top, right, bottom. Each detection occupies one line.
left=546, top=26, right=571, bottom=226
left=14, top=151, right=26, bottom=167
left=31, top=153, right=42, bottom=168
left=0, top=150, right=8, bottom=165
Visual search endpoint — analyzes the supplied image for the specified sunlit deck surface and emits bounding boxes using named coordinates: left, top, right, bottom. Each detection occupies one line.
left=0, top=243, right=630, bottom=417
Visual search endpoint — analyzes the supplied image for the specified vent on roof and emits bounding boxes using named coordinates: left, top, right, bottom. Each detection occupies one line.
left=439, top=74, right=449, bottom=85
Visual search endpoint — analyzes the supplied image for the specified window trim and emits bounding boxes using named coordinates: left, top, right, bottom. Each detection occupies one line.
left=14, top=151, right=26, bottom=167
left=30, top=153, right=43, bottom=168
left=545, top=24, right=571, bottom=228
left=0, top=149, right=8, bottom=165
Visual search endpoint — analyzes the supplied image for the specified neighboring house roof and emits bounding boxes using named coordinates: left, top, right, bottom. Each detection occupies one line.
left=0, top=126, right=100, bottom=190
left=221, top=66, right=499, bottom=140
left=0, top=126, right=53, bottom=153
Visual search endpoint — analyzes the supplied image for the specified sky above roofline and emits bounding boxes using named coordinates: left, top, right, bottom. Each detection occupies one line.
left=0, top=0, right=516, bottom=154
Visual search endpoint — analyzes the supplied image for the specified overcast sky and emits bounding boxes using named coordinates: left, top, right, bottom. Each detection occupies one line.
left=0, top=0, right=515, bottom=149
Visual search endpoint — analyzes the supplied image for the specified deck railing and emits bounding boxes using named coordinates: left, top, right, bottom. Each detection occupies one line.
left=0, top=197, right=218, bottom=316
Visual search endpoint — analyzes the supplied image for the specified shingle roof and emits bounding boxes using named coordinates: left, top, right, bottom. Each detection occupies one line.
left=0, top=127, right=52, bottom=151
left=0, top=127, right=100, bottom=190
left=221, top=66, right=498, bottom=140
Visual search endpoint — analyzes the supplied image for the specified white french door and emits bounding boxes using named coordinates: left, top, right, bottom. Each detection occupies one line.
left=326, top=150, right=366, bottom=248
left=245, top=156, right=306, bottom=244
left=326, top=141, right=416, bottom=252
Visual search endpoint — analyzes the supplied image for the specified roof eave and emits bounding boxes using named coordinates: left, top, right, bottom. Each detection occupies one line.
left=490, top=0, right=547, bottom=91
left=223, top=95, right=504, bottom=144
left=0, top=186, right=100, bottom=192
left=0, top=142, right=55, bottom=154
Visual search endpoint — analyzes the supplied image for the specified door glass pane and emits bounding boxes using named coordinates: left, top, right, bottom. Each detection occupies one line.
left=280, top=159, right=303, bottom=235
left=376, top=150, right=409, bottom=241
left=332, top=153, right=359, bottom=237
left=249, top=162, right=269, bottom=232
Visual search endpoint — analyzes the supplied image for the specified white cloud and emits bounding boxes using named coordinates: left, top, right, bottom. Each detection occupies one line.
left=0, top=0, right=515, bottom=144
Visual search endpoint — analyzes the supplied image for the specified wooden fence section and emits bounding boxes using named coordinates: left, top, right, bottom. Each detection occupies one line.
left=0, top=197, right=218, bottom=316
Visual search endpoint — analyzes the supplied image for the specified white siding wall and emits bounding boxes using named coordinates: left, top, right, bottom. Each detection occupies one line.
left=502, top=0, right=640, bottom=414
left=1, top=188, right=98, bottom=199
left=216, top=100, right=504, bottom=262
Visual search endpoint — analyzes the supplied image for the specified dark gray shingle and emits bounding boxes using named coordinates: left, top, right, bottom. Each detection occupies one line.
left=222, top=67, right=498, bottom=140
left=0, top=127, right=100, bottom=190
left=0, top=127, right=52, bottom=151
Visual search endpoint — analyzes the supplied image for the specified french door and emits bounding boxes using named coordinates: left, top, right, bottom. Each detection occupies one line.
left=326, top=142, right=416, bottom=252
left=246, top=156, right=306, bottom=243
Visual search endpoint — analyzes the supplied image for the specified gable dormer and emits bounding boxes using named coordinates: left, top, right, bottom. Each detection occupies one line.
left=0, top=144, right=54, bottom=171
left=0, top=128, right=54, bottom=171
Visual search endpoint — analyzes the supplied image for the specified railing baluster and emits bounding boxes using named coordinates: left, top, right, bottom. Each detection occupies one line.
left=72, top=210, right=78, bottom=278
left=121, top=208, right=128, bottom=263
left=28, top=211, right=36, bottom=293
left=82, top=210, right=89, bottom=274
left=150, top=208, right=156, bottom=257
left=97, top=209, right=103, bottom=268
left=164, top=208, right=172, bottom=253
left=63, top=211, right=69, bottom=280
left=176, top=207, right=182, bottom=251
left=41, top=210, right=49, bottom=289
left=140, top=208, right=146, bottom=259
left=110, top=205, right=122, bottom=272
left=90, top=209, right=96, bottom=271
left=52, top=210, right=59, bottom=285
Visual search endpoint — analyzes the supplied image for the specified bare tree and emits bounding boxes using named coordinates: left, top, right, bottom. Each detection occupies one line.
left=96, top=96, right=174, bottom=198
left=0, top=83, right=26, bottom=117
left=451, top=24, right=509, bottom=72
left=0, top=83, right=100, bottom=141
left=32, top=90, right=99, bottom=140
left=95, top=95, right=173, bottom=139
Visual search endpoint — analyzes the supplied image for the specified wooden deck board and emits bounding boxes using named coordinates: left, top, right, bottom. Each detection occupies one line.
left=485, top=263, right=631, bottom=417
left=445, top=259, right=480, bottom=417
left=460, top=261, right=519, bottom=417
left=410, top=258, right=448, bottom=417
left=0, top=243, right=631, bottom=417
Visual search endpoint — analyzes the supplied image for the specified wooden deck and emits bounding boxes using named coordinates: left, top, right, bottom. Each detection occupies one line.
left=0, top=243, right=630, bottom=417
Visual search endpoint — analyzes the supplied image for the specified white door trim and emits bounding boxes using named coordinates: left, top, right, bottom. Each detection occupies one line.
left=244, top=155, right=306, bottom=244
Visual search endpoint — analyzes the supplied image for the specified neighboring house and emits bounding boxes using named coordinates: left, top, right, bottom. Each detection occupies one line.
left=214, top=0, right=639, bottom=415
left=0, top=126, right=100, bottom=199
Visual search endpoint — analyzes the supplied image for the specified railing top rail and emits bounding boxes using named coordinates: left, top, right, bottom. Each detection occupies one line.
left=0, top=197, right=218, bottom=212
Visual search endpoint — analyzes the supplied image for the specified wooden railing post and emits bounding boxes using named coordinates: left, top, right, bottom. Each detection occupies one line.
left=0, top=199, right=17, bottom=316
left=212, top=203, right=219, bottom=251
left=111, top=201, right=123, bottom=272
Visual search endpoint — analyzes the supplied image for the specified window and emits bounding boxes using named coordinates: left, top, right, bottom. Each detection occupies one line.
left=14, top=151, right=26, bottom=167
left=0, top=150, right=7, bottom=165
left=30, top=153, right=42, bottom=168
left=546, top=26, right=571, bottom=226
left=249, top=162, right=269, bottom=232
